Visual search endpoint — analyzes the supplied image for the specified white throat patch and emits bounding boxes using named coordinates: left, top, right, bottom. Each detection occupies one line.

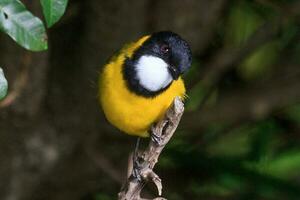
left=135, top=55, right=173, bottom=92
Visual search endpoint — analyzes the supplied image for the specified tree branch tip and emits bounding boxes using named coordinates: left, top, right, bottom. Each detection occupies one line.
left=173, top=97, right=184, bottom=113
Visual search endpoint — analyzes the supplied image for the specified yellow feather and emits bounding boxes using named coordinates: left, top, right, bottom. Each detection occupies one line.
left=99, top=36, right=186, bottom=137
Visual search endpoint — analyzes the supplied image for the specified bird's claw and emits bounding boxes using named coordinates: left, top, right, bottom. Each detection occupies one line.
left=151, top=131, right=162, bottom=146
left=132, top=156, right=143, bottom=181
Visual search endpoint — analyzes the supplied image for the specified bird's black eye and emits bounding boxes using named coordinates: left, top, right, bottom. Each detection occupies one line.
left=160, top=44, right=170, bottom=54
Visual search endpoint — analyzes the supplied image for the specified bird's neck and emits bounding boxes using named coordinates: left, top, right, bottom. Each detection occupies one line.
left=123, top=56, right=173, bottom=98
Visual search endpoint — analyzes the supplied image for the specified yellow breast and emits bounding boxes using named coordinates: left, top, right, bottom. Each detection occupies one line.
left=99, top=36, right=186, bottom=137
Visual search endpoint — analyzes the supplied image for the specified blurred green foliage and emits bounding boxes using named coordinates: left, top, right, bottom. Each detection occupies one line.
left=226, top=1, right=280, bottom=80
left=159, top=116, right=300, bottom=199
left=157, top=1, right=300, bottom=199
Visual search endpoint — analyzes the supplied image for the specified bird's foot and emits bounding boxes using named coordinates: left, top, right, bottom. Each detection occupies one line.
left=132, top=158, right=143, bottom=182
left=151, top=131, right=162, bottom=145
left=150, top=123, right=168, bottom=146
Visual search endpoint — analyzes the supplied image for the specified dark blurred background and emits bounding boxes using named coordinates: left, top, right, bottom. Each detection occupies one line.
left=1, top=0, right=300, bottom=199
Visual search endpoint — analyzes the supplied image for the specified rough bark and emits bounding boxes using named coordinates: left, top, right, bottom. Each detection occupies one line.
left=118, top=97, right=184, bottom=200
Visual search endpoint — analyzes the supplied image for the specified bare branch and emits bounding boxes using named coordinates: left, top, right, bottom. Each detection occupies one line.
left=118, top=97, right=184, bottom=200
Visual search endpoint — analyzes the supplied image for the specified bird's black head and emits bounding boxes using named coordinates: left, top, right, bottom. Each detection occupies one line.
left=134, top=31, right=192, bottom=80
left=123, top=31, right=192, bottom=97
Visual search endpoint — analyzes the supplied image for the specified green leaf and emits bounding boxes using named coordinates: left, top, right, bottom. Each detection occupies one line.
left=263, top=150, right=300, bottom=179
left=205, top=125, right=253, bottom=157
left=0, top=67, right=8, bottom=100
left=226, top=1, right=262, bottom=46
left=245, top=150, right=300, bottom=181
left=40, top=0, right=68, bottom=28
left=239, top=41, right=279, bottom=80
left=226, top=1, right=279, bottom=80
left=0, top=0, right=48, bottom=51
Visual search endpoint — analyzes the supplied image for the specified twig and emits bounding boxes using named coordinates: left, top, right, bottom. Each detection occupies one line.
left=118, top=97, right=184, bottom=200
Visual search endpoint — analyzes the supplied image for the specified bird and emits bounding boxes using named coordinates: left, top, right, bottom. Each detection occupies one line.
left=99, top=31, right=192, bottom=139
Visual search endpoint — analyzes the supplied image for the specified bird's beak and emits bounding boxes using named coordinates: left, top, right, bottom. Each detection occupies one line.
left=168, top=65, right=180, bottom=80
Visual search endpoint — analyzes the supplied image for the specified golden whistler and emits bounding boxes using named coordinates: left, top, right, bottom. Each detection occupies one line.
left=99, top=31, right=192, bottom=137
